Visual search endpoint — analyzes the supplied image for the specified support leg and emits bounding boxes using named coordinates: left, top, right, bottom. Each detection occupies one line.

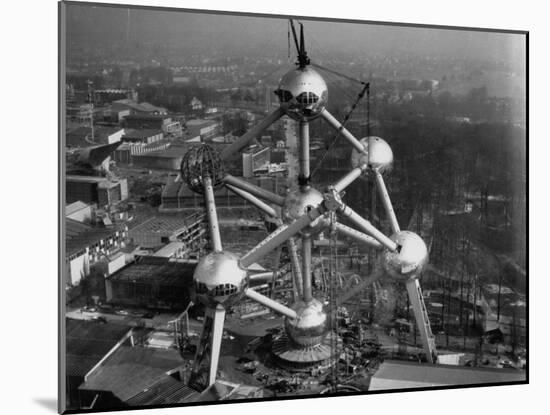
left=405, top=279, right=437, bottom=364
left=373, top=169, right=400, bottom=234
left=301, top=236, right=313, bottom=302
left=189, top=304, right=226, bottom=391
left=288, top=238, right=303, bottom=299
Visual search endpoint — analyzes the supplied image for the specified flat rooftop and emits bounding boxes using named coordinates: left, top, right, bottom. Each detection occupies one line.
left=369, top=360, right=526, bottom=391
left=108, top=257, right=195, bottom=286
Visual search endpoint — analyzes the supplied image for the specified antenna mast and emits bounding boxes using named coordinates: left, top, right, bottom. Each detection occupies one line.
left=289, top=20, right=310, bottom=68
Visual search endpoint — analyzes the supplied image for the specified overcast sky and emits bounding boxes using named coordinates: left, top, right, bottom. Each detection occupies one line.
left=66, top=3, right=525, bottom=68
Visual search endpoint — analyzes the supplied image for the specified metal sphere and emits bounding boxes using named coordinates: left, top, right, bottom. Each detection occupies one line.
left=275, top=67, right=328, bottom=121
left=180, top=144, right=225, bottom=194
left=383, top=231, right=428, bottom=281
left=284, top=298, right=329, bottom=347
left=282, top=187, right=329, bottom=236
left=350, top=136, right=393, bottom=175
left=193, top=251, right=248, bottom=308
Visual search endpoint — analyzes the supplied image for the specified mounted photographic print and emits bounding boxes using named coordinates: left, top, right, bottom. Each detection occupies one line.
left=59, top=1, right=528, bottom=413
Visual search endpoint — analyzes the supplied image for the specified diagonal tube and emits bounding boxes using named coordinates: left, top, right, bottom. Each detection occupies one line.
left=220, top=107, right=284, bottom=160
left=339, top=204, right=398, bottom=252
left=301, top=236, right=313, bottom=302
left=244, top=288, right=297, bottom=319
left=248, top=271, right=275, bottom=282
left=333, top=222, right=383, bottom=249
left=203, top=177, right=222, bottom=251
left=337, top=269, right=384, bottom=304
left=332, top=164, right=368, bottom=193
left=320, top=109, right=367, bottom=154
left=373, top=169, right=400, bottom=234
left=223, top=174, right=285, bottom=206
left=240, top=207, right=323, bottom=268
left=225, top=184, right=278, bottom=218
left=287, top=237, right=304, bottom=298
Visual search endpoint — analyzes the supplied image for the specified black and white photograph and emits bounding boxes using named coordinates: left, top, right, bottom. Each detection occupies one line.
left=58, top=1, right=527, bottom=413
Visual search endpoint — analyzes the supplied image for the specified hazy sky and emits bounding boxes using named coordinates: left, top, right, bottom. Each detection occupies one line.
left=66, top=3, right=525, bottom=67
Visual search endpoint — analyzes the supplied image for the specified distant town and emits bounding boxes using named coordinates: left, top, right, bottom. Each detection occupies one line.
left=62, top=4, right=526, bottom=412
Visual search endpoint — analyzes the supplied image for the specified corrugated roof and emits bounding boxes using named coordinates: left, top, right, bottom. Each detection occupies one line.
left=79, top=346, right=183, bottom=402
left=66, top=319, right=130, bottom=377
left=66, top=218, right=123, bottom=257
left=125, top=376, right=199, bottom=406
left=128, top=214, right=199, bottom=235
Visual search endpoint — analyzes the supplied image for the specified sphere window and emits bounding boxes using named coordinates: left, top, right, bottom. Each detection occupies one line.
left=276, top=89, right=293, bottom=102
left=296, top=92, right=319, bottom=105
left=195, top=282, right=208, bottom=294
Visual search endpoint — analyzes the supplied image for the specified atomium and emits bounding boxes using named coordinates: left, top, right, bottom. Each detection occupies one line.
left=275, top=66, right=328, bottom=121
left=185, top=20, right=439, bottom=390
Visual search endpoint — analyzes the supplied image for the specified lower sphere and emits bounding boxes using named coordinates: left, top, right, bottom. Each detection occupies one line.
left=284, top=298, right=329, bottom=347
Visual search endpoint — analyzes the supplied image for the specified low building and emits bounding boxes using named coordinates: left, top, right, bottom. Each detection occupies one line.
left=369, top=360, right=525, bottom=391
left=151, top=242, right=188, bottom=259
left=242, top=146, right=270, bottom=178
left=184, top=119, right=220, bottom=142
left=105, top=256, right=195, bottom=308
left=122, top=128, right=164, bottom=144
left=65, top=218, right=128, bottom=286
left=128, top=212, right=204, bottom=249
left=78, top=344, right=186, bottom=409
left=66, top=175, right=128, bottom=206
left=112, top=141, right=171, bottom=164
left=129, top=143, right=194, bottom=170
left=190, top=97, right=203, bottom=111
left=65, top=319, right=132, bottom=410
left=123, top=114, right=178, bottom=134
left=113, top=99, right=167, bottom=116
left=93, top=89, right=137, bottom=106
left=66, top=201, right=93, bottom=222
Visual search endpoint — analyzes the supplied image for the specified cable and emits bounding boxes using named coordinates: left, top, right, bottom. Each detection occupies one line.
left=311, top=62, right=367, bottom=86
left=311, top=82, right=370, bottom=178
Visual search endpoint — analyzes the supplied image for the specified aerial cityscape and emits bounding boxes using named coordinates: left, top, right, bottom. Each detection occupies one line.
left=61, top=2, right=527, bottom=412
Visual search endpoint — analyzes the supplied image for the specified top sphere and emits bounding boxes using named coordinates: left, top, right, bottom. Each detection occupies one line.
left=383, top=231, right=428, bottom=281
left=275, top=67, right=328, bottom=121
left=180, top=144, right=225, bottom=194
left=351, top=136, right=393, bottom=175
